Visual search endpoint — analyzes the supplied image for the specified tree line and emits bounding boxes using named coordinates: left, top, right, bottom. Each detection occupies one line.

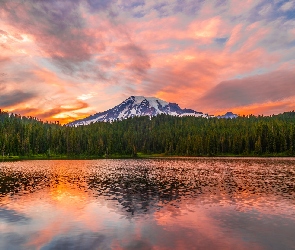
left=1, top=109, right=295, bottom=157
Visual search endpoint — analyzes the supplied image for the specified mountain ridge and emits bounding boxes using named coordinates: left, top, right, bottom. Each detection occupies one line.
left=217, top=112, right=238, bottom=119
left=68, top=96, right=212, bottom=126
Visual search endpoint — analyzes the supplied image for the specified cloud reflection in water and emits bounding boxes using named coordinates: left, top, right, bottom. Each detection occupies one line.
left=0, top=158, right=295, bottom=249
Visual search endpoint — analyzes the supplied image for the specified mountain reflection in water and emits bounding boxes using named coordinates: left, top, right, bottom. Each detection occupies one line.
left=0, top=158, right=295, bottom=249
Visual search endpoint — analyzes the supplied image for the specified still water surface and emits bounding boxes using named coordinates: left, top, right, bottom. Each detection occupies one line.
left=0, top=158, right=295, bottom=250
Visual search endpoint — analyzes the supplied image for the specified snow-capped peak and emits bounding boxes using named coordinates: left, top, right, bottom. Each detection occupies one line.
left=128, top=96, right=169, bottom=108
left=217, top=112, right=238, bottom=119
left=145, top=97, right=169, bottom=107
left=67, top=96, right=210, bottom=126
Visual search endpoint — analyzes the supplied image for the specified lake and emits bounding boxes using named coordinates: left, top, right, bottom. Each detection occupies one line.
left=0, top=158, right=295, bottom=250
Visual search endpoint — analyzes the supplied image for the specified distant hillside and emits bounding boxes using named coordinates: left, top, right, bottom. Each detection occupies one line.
left=1, top=109, right=295, bottom=157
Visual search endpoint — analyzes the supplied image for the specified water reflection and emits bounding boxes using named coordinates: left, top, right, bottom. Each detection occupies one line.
left=0, top=158, right=295, bottom=249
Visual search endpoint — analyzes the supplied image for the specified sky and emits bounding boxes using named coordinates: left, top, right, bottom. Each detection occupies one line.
left=0, top=0, right=295, bottom=124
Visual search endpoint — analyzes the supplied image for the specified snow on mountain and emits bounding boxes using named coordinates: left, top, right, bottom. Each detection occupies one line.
left=217, top=112, right=238, bottom=119
left=68, top=96, right=210, bottom=126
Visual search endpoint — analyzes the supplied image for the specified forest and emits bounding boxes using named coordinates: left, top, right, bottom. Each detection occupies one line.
left=1, top=109, right=295, bottom=158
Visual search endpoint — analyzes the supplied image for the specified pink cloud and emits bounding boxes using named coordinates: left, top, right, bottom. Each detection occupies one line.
left=0, top=0, right=295, bottom=121
left=196, top=70, right=295, bottom=115
left=229, top=0, right=262, bottom=16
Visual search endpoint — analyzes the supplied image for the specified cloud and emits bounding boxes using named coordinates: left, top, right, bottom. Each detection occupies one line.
left=197, top=70, right=295, bottom=110
left=229, top=98, right=295, bottom=116
left=0, top=56, right=10, bottom=64
left=280, top=1, right=295, bottom=11
left=40, top=100, right=88, bottom=119
left=258, top=4, right=272, bottom=16
left=119, top=0, right=146, bottom=11
left=1, top=0, right=295, bottom=121
left=140, top=56, right=221, bottom=102
left=11, top=99, right=89, bottom=123
left=0, top=66, right=92, bottom=123
left=0, top=0, right=113, bottom=76
left=77, top=93, right=95, bottom=101
left=116, top=43, right=151, bottom=78
left=86, top=0, right=116, bottom=12
left=0, top=91, right=36, bottom=107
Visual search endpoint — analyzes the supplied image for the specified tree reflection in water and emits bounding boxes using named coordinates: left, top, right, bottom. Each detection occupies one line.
left=0, top=158, right=295, bottom=249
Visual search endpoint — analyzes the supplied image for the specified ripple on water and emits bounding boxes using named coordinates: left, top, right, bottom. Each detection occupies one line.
left=0, top=158, right=295, bottom=249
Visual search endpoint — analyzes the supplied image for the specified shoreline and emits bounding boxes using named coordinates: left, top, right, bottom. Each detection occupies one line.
left=2, top=154, right=295, bottom=161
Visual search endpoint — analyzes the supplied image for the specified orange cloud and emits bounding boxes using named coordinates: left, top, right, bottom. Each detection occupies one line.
left=231, top=98, right=295, bottom=117
left=196, top=70, right=295, bottom=115
left=1, top=0, right=295, bottom=121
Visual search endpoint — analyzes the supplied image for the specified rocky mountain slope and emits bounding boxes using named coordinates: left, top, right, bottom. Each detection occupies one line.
left=68, top=96, right=211, bottom=126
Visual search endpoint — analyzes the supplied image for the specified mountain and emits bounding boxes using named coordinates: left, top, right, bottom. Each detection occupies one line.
left=68, top=96, right=210, bottom=126
left=217, top=112, right=238, bottom=119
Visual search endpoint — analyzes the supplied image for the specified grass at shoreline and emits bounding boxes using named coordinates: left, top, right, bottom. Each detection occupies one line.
left=1, top=152, right=294, bottom=161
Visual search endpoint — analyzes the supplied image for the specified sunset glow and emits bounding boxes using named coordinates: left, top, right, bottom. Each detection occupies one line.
left=1, top=0, right=294, bottom=123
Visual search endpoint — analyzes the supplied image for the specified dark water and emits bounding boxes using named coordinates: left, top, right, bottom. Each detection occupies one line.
left=0, top=158, right=295, bottom=250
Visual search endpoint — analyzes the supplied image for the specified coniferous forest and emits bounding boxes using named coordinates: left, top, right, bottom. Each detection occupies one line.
left=1, top=109, right=295, bottom=158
